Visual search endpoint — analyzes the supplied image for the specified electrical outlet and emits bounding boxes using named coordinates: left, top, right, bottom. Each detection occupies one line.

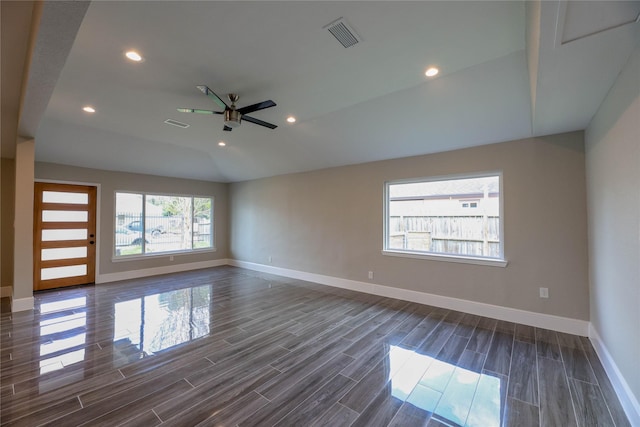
left=169, top=255, right=174, bottom=261
left=268, top=256, right=272, bottom=263
left=368, top=271, right=374, bottom=280
left=539, top=287, right=549, bottom=298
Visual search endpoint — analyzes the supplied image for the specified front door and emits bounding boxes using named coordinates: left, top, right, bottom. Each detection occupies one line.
left=33, top=183, right=97, bottom=291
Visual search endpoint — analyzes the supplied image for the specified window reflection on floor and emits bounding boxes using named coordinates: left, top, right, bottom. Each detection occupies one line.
left=114, top=285, right=211, bottom=355
left=40, top=296, right=87, bottom=314
left=389, top=345, right=502, bottom=426
left=38, top=297, right=88, bottom=376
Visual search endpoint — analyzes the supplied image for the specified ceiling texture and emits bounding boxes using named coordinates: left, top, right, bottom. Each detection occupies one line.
left=4, top=1, right=640, bottom=182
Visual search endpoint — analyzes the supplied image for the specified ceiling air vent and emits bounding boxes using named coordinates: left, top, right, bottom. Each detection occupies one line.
left=324, top=17, right=360, bottom=48
left=164, top=119, right=190, bottom=128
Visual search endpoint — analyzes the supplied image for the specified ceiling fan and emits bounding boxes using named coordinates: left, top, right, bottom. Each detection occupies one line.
left=178, top=85, right=277, bottom=131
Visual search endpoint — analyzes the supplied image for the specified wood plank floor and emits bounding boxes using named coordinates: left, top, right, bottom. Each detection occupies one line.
left=0, top=266, right=631, bottom=426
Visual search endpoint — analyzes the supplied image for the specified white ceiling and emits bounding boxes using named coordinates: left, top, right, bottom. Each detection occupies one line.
left=7, top=1, right=640, bottom=182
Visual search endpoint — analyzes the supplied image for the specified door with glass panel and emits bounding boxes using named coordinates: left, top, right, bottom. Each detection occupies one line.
left=33, top=183, right=97, bottom=290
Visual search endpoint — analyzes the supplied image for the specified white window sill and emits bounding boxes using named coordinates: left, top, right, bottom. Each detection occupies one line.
left=112, top=247, right=217, bottom=262
left=382, top=249, right=508, bottom=267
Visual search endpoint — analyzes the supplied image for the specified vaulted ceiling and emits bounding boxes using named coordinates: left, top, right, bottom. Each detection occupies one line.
left=3, top=1, right=639, bottom=182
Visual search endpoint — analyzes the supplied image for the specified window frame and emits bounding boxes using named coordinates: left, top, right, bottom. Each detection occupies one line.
left=382, top=171, right=507, bottom=267
left=113, top=191, right=215, bottom=261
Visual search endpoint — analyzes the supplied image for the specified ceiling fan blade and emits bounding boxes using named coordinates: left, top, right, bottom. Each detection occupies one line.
left=243, top=115, right=278, bottom=129
left=177, top=108, right=223, bottom=114
left=223, top=125, right=233, bottom=132
left=237, top=100, right=276, bottom=115
left=196, top=85, right=228, bottom=110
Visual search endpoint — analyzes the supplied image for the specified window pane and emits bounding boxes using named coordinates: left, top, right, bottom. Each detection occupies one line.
left=42, top=247, right=87, bottom=261
left=115, top=193, right=144, bottom=256
left=43, top=191, right=88, bottom=204
left=42, top=229, right=87, bottom=241
left=146, top=195, right=192, bottom=253
left=387, top=175, right=501, bottom=258
left=42, top=210, right=88, bottom=222
left=193, top=197, right=213, bottom=249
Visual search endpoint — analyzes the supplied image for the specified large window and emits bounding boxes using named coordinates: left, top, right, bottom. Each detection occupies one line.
left=115, top=192, right=213, bottom=257
left=384, top=173, right=505, bottom=266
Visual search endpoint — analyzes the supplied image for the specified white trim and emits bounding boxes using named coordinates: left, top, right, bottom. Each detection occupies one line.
left=113, top=191, right=215, bottom=259
left=96, top=259, right=229, bottom=284
left=112, top=248, right=217, bottom=262
left=589, top=324, right=640, bottom=426
left=229, top=260, right=589, bottom=336
left=1, top=286, right=12, bottom=298
left=383, top=171, right=505, bottom=263
left=382, top=250, right=508, bottom=267
left=12, top=296, right=34, bottom=312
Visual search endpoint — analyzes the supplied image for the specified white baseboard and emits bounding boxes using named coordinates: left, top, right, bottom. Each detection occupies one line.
left=12, top=296, right=34, bottom=312
left=1, top=286, right=12, bottom=298
left=96, top=259, right=230, bottom=284
left=229, top=260, right=590, bottom=336
left=589, top=324, right=640, bottom=426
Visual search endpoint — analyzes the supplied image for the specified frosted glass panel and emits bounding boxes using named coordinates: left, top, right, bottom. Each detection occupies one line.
left=42, top=229, right=87, bottom=241
left=41, top=247, right=87, bottom=261
left=43, top=191, right=88, bottom=204
left=41, top=264, right=87, bottom=280
left=42, top=210, right=88, bottom=222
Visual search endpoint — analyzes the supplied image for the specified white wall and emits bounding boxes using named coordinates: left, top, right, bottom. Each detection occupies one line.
left=585, top=46, right=640, bottom=414
left=231, top=132, right=590, bottom=321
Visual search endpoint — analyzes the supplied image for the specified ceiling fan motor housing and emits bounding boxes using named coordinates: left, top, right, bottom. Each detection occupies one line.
left=224, top=109, right=242, bottom=128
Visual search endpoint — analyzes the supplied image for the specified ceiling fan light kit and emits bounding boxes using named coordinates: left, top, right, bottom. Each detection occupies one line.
left=178, top=86, right=277, bottom=132
left=224, top=109, right=242, bottom=128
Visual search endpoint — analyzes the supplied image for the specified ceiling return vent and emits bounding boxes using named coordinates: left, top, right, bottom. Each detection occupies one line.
left=164, top=119, right=190, bottom=128
left=323, top=17, right=361, bottom=48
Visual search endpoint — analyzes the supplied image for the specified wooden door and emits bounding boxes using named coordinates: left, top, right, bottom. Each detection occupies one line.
left=33, top=183, right=97, bottom=291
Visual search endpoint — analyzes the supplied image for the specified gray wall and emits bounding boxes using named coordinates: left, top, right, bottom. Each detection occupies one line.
left=1, top=158, right=15, bottom=288
left=230, top=132, right=590, bottom=320
left=585, top=47, right=639, bottom=403
left=35, top=162, right=229, bottom=276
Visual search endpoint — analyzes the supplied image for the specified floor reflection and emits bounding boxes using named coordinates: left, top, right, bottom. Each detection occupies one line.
left=4, top=267, right=620, bottom=426
left=389, top=345, right=502, bottom=426
left=114, top=285, right=211, bottom=355
left=32, top=288, right=501, bottom=426
left=38, top=297, right=88, bottom=376
left=34, top=285, right=213, bottom=383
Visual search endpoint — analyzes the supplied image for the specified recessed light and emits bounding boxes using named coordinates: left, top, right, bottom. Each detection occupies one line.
left=286, top=116, right=296, bottom=123
left=125, top=50, right=143, bottom=62
left=82, top=106, right=96, bottom=113
left=425, top=67, right=439, bottom=77
left=218, top=141, right=226, bottom=147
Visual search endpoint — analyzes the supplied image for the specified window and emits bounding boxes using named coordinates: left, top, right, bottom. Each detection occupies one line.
left=384, top=173, right=505, bottom=266
left=114, top=192, right=213, bottom=257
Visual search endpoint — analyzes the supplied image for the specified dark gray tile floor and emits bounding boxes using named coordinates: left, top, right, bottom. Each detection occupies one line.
left=0, top=266, right=631, bottom=426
